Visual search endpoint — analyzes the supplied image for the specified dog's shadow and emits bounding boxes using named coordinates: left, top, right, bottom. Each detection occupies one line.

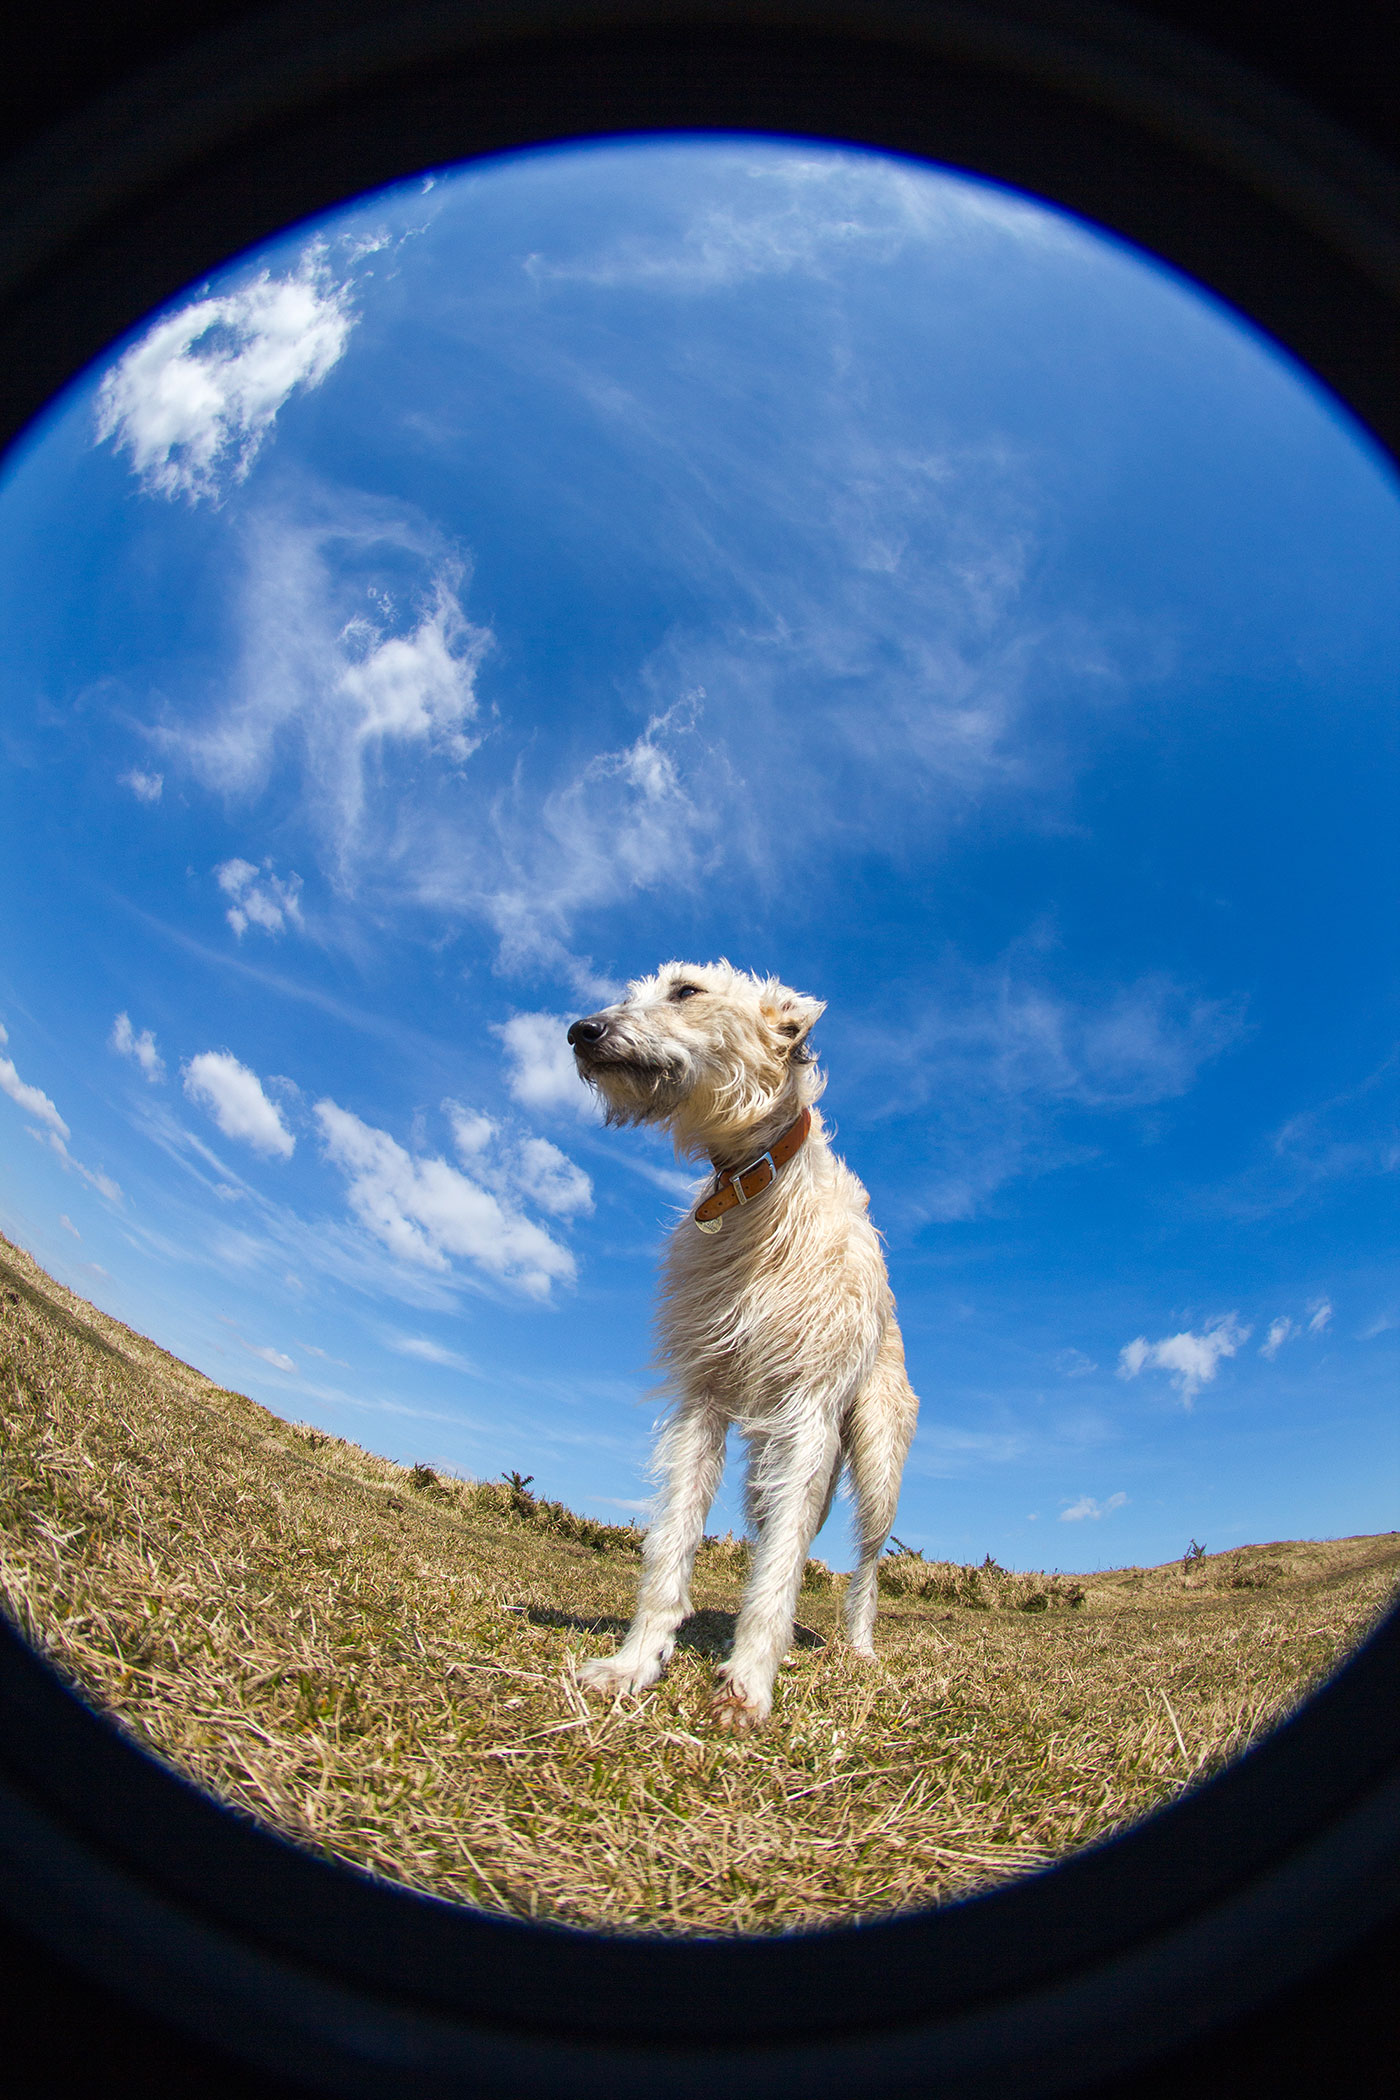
left=524, top=1605, right=825, bottom=1658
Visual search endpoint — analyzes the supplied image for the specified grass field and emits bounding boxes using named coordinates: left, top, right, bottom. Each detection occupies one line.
left=2, top=1228, right=1396, bottom=1936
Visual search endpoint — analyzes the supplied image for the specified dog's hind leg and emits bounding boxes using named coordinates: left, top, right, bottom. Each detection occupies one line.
left=580, top=1398, right=727, bottom=1700
left=713, top=1413, right=843, bottom=1733
left=841, top=1327, right=919, bottom=1657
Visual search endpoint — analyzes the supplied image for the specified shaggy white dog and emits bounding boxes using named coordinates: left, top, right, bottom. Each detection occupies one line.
left=568, top=960, right=918, bottom=1733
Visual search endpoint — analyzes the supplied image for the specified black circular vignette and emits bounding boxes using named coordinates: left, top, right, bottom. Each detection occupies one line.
left=0, top=6, right=1397, bottom=2095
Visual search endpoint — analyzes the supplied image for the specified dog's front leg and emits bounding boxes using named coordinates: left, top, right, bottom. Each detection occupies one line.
left=713, top=1417, right=842, bottom=1733
left=579, top=1399, right=727, bottom=1701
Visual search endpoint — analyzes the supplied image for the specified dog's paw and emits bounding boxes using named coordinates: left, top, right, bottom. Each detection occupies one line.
left=709, top=1672, right=771, bottom=1734
left=579, top=1653, right=658, bottom=1699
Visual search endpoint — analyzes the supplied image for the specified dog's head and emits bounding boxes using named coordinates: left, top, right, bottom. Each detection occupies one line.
left=567, top=961, right=825, bottom=1155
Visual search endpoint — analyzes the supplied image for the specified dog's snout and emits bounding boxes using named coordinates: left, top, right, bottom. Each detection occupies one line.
left=568, top=1015, right=609, bottom=1048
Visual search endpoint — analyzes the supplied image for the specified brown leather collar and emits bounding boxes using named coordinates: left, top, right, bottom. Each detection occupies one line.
left=693, top=1107, right=812, bottom=1233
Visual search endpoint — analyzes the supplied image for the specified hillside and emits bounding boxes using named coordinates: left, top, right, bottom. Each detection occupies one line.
left=2, top=1229, right=1396, bottom=1936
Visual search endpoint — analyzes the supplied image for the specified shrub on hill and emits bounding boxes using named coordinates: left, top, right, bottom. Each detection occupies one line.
left=878, top=1547, right=1086, bottom=1612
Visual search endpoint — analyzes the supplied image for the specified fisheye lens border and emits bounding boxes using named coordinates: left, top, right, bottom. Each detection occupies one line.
left=0, top=5, right=1397, bottom=2095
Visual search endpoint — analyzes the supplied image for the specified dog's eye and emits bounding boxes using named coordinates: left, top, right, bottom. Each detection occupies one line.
left=670, top=984, right=703, bottom=1001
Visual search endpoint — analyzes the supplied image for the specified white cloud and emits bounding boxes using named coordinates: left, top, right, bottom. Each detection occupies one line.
left=121, top=768, right=164, bottom=804
left=1060, top=1491, right=1128, bottom=1523
left=94, top=245, right=353, bottom=501
left=0, top=1023, right=69, bottom=1138
left=215, top=858, right=304, bottom=938
left=337, top=584, right=483, bottom=757
left=1056, top=1348, right=1098, bottom=1377
left=515, top=1136, right=594, bottom=1219
left=446, top=1106, right=495, bottom=1157
left=1118, top=1313, right=1250, bottom=1406
left=1259, top=1301, right=1330, bottom=1359
left=129, top=221, right=1152, bottom=1007
left=183, top=1051, right=295, bottom=1159
left=496, top=1012, right=599, bottom=1117
left=442, top=1100, right=593, bottom=1220
left=59, top=1214, right=80, bottom=1238
left=110, top=1011, right=166, bottom=1082
left=242, top=1340, right=296, bottom=1372
left=1259, top=1316, right=1296, bottom=1361
left=314, top=1099, right=575, bottom=1300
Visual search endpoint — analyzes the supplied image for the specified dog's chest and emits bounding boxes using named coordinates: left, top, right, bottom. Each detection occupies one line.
left=659, top=1167, right=886, bottom=1397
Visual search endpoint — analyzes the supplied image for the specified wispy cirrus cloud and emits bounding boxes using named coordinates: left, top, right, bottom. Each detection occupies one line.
left=1270, top=1063, right=1400, bottom=1184
left=528, top=146, right=1070, bottom=293
left=166, top=499, right=490, bottom=865
left=38, top=1131, right=123, bottom=1205
left=241, top=1339, right=296, bottom=1372
left=388, top=1333, right=476, bottom=1373
left=1221, top=1053, right=1399, bottom=1217
left=4, top=1024, right=123, bottom=1202
left=1306, top=1297, right=1333, bottom=1335
left=846, top=953, right=1245, bottom=1219
left=94, top=244, right=354, bottom=501
left=473, top=703, right=710, bottom=996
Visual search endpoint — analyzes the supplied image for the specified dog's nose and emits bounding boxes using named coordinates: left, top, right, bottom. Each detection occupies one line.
left=567, top=1016, right=609, bottom=1047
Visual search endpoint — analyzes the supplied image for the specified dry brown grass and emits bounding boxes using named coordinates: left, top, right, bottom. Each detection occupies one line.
left=2, top=1229, right=1396, bottom=1936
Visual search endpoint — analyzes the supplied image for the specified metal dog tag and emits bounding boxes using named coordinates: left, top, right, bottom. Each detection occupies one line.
left=695, top=1215, right=724, bottom=1234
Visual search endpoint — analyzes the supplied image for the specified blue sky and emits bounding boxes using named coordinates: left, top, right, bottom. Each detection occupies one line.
left=0, top=137, right=1395, bottom=1571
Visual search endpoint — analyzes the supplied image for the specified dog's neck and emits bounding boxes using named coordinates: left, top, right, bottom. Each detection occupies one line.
left=705, top=1092, right=816, bottom=1176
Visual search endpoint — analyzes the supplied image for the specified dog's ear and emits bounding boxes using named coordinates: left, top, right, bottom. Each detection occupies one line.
left=768, top=991, right=825, bottom=1059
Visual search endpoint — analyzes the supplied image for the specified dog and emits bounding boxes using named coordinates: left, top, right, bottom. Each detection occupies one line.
left=567, top=960, right=918, bottom=1733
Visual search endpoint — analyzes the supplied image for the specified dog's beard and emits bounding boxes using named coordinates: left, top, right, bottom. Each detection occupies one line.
left=578, top=1055, right=689, bottom=1128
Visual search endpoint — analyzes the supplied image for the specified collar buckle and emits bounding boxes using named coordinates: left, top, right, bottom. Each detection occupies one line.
left=728, top=1149, right=774, bottom=1205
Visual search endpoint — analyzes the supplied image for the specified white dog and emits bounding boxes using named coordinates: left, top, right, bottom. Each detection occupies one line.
left=568, top=960, right=918, bottom=1733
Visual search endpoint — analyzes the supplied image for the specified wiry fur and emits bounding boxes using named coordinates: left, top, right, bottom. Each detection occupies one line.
left=569, top=960, right=919, bottom=1732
